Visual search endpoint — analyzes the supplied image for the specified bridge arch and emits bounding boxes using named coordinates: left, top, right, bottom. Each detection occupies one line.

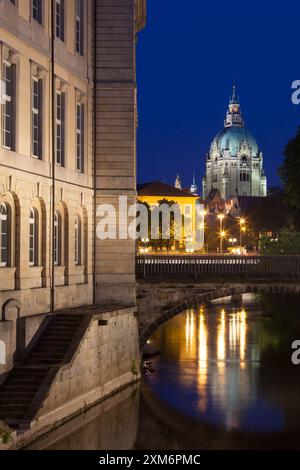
left=139, top=283, right=300, bottom=348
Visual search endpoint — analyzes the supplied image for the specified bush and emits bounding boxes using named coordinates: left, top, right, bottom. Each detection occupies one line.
left=259, top=229, right=300, bottom=255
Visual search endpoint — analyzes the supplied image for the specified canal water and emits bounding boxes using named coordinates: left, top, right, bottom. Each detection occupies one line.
left=28, top=294, right=300, bottom=450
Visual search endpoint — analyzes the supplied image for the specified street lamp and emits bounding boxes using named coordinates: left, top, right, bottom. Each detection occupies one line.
left=218, top=214, right=225, bottom=255
left=239, top=217, right=246, bottom=247
left=220, top=230, right=226, bottom=255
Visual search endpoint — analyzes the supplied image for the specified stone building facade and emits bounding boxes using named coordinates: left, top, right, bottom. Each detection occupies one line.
left=0, top=0, right=146, bottom=381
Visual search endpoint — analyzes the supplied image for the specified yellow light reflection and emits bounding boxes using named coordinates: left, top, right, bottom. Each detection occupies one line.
left=239, top=309, right=247, bottom=366
left=185, top=310, right=195, bottom=356
left=197, top=310, right=208, bottom=413
left=217, top=309, right=226, bottom=368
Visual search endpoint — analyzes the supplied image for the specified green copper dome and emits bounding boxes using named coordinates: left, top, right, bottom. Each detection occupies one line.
left=211, top=127, right=259, bottom=157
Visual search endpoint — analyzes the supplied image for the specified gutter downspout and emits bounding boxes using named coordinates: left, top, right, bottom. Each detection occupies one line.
left=50, top=0, right=55, bottom=313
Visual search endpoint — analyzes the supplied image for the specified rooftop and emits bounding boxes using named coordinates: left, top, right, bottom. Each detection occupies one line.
left=137, top=181, right=198, bottom=198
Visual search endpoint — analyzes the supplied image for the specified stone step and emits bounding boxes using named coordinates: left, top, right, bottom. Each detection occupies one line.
left=0, top=315, right=84, bottom=424
left=37, top=339, right=70, bottom=345
left=32, top=343, right=67, bottom=350
left=25, top=359, right=62, bottom=365
left=42, top=332, right=75, bottom=337
left=6, top=372, right=45, bottom=379
left=34, top=346, right=68, bottom=354
left=43, top=328, right=78, bottom=334
left=52, top=315, right=81, bottom=320
left=51, top=319, right=81, bottom=325
left=6, top=379, right=44, bottom=386
left=29, top=351, right=65, bottom=358
left=0, top=411, right=25, bottom=419
left=0, top=403, right=28, bottom=411
left=0, top=392, right=36, bottom=399
left=0, top=396, right=32, bottom=406
left=5, top=380, right=43, bottom=387
left=32, top=349, right=67, bottom=355
left=1, top=384, right=39, bottom=392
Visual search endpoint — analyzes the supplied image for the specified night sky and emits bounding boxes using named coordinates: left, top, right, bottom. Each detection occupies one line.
left=136, top=0, right=300, bottom=191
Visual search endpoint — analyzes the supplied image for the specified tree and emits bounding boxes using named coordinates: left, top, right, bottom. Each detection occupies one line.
left=279, top=127, right=300, bottom=229
left=259, top=228, right=300, bottom=255
left=136, top=200, right=151, bottom=252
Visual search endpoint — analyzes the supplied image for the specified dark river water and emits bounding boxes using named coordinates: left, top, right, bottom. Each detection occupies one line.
left=28, top=294, right=300, bottom=450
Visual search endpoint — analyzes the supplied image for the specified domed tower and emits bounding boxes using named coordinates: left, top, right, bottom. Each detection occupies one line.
left=202, top=84, right=267, bottom=200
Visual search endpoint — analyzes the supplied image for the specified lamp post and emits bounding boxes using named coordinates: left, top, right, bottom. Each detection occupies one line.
left=218, top=214, right=225, bottom=255
left=239, top=218, right=246, bottom=250
left=220, top=230, right=226, bottom=255
left=200, top=209, right=207, bottom=253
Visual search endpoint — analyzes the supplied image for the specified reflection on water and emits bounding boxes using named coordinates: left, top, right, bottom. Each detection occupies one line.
left=145, top=294, right=300, bottom=434
left=28, top=295, right=300, bottom=450
left=26, top=385, right=140, bottom=450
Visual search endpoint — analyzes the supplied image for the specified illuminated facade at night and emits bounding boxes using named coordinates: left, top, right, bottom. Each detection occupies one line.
left=202, top=85, right=267, bottom=200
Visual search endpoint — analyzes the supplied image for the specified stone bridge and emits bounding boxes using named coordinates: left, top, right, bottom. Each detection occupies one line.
left=137, top=280, right=300, bottom=348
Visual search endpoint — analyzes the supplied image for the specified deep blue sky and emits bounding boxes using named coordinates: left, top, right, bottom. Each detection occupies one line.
left=136, top=0, right=300, bottom=191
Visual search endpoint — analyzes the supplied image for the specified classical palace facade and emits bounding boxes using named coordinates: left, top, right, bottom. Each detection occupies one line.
left=202, top=85, right=267, bottom=201
left=0, top=0, right=146, bottom=382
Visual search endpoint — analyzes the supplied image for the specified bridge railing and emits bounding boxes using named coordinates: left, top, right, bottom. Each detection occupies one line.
left=136, top=255, right=300, bottom=280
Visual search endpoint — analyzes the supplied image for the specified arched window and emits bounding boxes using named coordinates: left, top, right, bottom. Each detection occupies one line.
left=74, top=215, right=81, bottom=266
left=29, top=207, right=38, bottom=266
left=54, top=211, right=62, bottom=266
left=0, top=203, right=9, bottom=267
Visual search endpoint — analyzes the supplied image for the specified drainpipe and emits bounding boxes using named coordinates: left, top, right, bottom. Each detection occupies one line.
left=93, top=0, right=97, bottom=306
left=50, top=0, right=55, bottom=313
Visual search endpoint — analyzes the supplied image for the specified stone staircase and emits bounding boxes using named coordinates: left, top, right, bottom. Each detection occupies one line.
left=0, top=314, right=84, bottom=426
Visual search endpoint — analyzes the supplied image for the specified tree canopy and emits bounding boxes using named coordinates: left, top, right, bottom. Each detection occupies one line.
left=279, top=127, right=300, bottom=228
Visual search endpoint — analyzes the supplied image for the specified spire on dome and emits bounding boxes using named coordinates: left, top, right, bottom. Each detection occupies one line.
left=190, top=172, right=198, bottom=195
left=230, top=78, right=239, bottom=104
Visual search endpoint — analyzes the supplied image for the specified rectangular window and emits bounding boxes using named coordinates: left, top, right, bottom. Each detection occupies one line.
left=184, top=205, right=192, bottom=216
left=56, top=0, right=65, bottom=41
left=29, top=208, right=38, bottom=267
left=56, top=91, right=65, bottom=166
left=0, top=205, right=8, bottom=267
left=75, top=0, right=84, bottom=55
left=32, top=0, right=43, bottom=24
left=32, top=77, right=43, bottom=159
left=76, top=102, right=84, bottom=172
left=2, top=62, right=16, bottom=151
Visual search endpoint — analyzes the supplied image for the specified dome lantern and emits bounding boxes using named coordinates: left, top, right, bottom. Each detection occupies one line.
left=225, top=81, right=244, bottom=128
